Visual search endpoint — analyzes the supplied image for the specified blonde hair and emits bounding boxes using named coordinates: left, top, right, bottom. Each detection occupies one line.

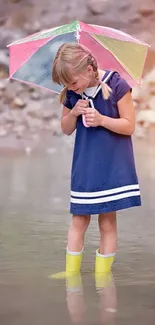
left=52, top=43, right=112, bottom=103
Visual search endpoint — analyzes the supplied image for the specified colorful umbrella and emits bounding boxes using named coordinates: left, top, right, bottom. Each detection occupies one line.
left=7, top=20, right=150, bottom=93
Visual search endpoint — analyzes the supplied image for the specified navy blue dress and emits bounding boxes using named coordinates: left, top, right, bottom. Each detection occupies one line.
left=64, top=71, right=141, bottom=215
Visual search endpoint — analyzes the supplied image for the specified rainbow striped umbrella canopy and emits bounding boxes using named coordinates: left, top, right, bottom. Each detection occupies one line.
left=7, top=20, right=150, bottom=93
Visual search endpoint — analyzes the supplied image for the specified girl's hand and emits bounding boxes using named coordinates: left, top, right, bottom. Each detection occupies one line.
left=71, top=100, right=89, bottom=117
left=85, top=108, right=103, bottom=127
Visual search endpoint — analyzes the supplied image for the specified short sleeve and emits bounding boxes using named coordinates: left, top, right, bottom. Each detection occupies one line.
left=110, top=72, right=132, bottom=102
left=63, top=90, right=73, bottom=110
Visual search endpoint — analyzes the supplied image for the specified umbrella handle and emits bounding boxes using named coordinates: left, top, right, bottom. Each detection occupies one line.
left=82, top=114, right=90, bottom=128
left=82, top=98, right=94, bottom=128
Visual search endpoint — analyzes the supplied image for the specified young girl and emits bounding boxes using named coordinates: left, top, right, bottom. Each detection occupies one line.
left=51, top=43, right=141, bottom=278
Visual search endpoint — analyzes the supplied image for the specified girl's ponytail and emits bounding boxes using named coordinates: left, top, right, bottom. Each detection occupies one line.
left=59, top=86, right=67, bottom=104
left=90, top=56, right=112, bottom=100
left=100, top=82, right=112, bottom=100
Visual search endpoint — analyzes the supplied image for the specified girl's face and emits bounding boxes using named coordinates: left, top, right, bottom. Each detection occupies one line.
left=66, top=65, right=97, bottom=94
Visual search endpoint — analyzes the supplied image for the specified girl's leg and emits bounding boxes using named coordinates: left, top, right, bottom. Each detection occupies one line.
left=95, top=212, right=117, bottom=274
left=66, top=216, right=89, bottom=317
left=51, top=215, right=90, bottom=279
left=98, top=212, right=117, bottom=255
left=67, top=214, right=91, bottom=251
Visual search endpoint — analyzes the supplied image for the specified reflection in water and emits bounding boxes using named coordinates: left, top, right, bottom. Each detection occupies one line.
left=95, top=273, right=116, bottom=325
left=66, top=272, right=116, bottom=325
left=66, top=273, right=86, bottom=324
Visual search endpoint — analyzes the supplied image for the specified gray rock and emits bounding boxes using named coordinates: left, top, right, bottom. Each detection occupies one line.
left=87, top=0, right=108, bottom=15
left=149, top=86, right=155, bottom=95
left=0, top=110, right=15, bottom=123
left=41, top=107, right=56, bottom=120
left=0, top=50, right=9, bottom=77
left=144, top=68, right=155, bottom=85
left=4, top=81, right=24, bottom=104
left=8, top=108, right=24, bottom=123
left=11, top=97, right=26, bottom=109
left=49, top=118, right=61, bottom=136
left=0, top=79, right=8, bottom=90
left=24, top=20, right=42, bottom=34
left=136, top=110, right=155, bottom=124
left=129, top=15, right=141, bottom=24
left=135, top=125, right=146, bottom=138
left=30, top=91, right=41, bottom=101
left=26, top=102, right=43, bottom=118
left=25, top=115, right=44, bottom=130
left=132, top=83, right=149, bottom=103
left=0, top=27, right=26, bottom=49
left=13, top=124, right=26, bottom=138
left=148, top=97, right=155, bottom=111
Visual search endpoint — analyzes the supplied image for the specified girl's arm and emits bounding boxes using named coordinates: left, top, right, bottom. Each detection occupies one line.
left=85, top=91, right=135, bottom=136
left=61, top=100, right=88, bottom=135
left=100, top=91, right=135, bottom=135
left=61, top=106, right=77, bottom=135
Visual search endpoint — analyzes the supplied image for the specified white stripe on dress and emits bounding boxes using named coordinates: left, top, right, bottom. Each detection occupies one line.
left=71, top=184, right=140, bottom=198
left=102, top=71, right=114, bottom=84
left=71, top=190, right=140, bottom=204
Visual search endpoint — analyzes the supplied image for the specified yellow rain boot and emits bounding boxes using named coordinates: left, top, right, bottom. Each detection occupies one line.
left=49, top=248, right=83, bottom=279
left=95, top=249, right=115, bottom=274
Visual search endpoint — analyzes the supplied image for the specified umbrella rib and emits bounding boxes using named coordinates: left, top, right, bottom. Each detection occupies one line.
left=89, top=24, right=150, bottom=46
left=8, top=22, right=77, bottom=46
left=89, top=33, right=141, bottom=82
left=82, top=31, right=133, bottom=78
left=7, top=27, right=59, bottom=46
left=9, top=76, right=60, bottom=94
left=139, top=46, right=149, bottom=82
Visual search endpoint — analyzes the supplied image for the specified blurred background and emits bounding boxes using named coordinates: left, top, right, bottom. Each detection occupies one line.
left=0, top=1, right=155, bottom=325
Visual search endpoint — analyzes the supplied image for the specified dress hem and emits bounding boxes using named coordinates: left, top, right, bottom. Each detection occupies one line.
left=70, top=198, right=141, bottom=215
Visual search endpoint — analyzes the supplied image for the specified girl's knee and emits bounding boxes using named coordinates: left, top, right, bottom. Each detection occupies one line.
left=99, top=212, right=116, bottom=233
left=72, top=215, right=90, bottom=232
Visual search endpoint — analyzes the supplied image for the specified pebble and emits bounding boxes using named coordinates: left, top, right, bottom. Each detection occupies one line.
left=25, top=147, right=32, bottom=154
left=11, top=97, right=26, bottom=109
left=87, top=0, right=108, bottom=15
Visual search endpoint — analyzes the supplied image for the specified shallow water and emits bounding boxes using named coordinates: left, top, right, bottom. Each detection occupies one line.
left=0, top=135, right=155, bottom=325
